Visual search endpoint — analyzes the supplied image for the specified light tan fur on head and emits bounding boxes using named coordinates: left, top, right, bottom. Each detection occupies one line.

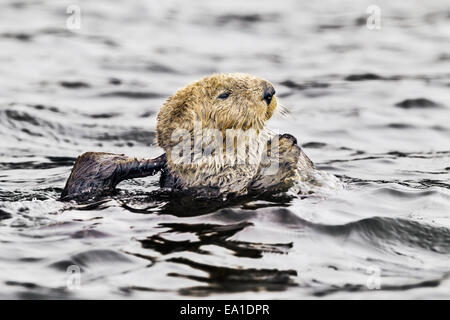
left=157, top=73, right=277, bottom=152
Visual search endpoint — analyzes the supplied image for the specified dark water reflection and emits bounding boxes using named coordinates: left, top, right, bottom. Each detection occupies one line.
left=0, top=0, right=450, bottom=299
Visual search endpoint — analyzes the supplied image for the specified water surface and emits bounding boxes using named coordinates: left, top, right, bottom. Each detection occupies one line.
left=0, top=0, right=450, bottom=299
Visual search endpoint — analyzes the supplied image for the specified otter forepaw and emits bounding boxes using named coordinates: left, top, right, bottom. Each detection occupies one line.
left=60, top=152, right=166, bottom=201
left=279, top=133, right=298, bottom=145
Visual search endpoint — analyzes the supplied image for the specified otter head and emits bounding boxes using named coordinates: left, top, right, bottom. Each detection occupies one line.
left=157, top=73, right=277, bottom=153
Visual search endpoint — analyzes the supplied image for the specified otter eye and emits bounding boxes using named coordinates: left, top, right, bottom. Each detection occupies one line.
left=218, top=92, right=231, bottom=100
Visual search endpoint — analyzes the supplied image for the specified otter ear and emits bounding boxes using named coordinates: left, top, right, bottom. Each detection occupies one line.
left=157, top=87, right=196, bottom=151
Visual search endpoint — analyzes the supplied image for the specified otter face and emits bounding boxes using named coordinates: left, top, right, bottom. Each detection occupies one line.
left=157, top=73, right=277, bottom=150
left=197, top=73, right=277, bottom=130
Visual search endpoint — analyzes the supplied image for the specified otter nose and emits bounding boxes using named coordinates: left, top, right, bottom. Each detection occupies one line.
left=263, top=84, right=275, bottom=106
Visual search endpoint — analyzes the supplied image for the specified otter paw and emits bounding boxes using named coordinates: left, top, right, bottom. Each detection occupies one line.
left=279, top=133, right=298, bottom=146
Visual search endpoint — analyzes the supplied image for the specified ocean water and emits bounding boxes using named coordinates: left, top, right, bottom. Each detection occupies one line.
left=0, top=0, right=449, bottom=299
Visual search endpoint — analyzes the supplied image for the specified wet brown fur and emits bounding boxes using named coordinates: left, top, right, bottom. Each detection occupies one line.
left=61, top=73, right=314, bottom=200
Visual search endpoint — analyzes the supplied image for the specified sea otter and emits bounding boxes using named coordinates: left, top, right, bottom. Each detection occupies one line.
left=61, top=73, right=314, bottom=200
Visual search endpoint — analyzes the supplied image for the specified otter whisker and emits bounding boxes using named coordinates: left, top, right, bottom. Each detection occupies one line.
left=276, top=103, right=290, bottom=118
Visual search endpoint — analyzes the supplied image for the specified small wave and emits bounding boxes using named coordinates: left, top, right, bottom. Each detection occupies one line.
left=0, top=156, right=75, bottom=170
left=32, top=104, right=61, bottom=113
left=87, top=113, right=120, bottom=119
left=323, top=150, right=450, bottom=165
left=0, top=32, right=32, bottom=41
left=314, top=217, right=450, bottom=254
left=167, top=257, right=297, bottom=296
left=395, top=98, right=443, bottom=109
left=337, top=174, right=450, bottom=191
left=302, top=141, right=327, bottom=149
left=291, top=168, right=345, bottom=196
left=88, top=128, right=156, bottom=145
left=49, top=249, right=132, bottom=271
left=5, top=281, right=71, bottom=299
left=140, top=221, right=292, bottom=258
left=386, top=123, right=416, bottom=129
left=344, top=73, right=387, bottom=81
left=4, top=109, right=40, bottom=126
left=313, top=278, right=442, bottom=297
left=59, top=81, right=90, bottom=89
left=99, top=91, right=164, bottom=99
left=0, top=208, right=12, bottom=221
left=216, top=13, right=278, bottom=26
left=146, top=63, right=178, bottom=74
left=280, top=80, right=329, bottom=90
